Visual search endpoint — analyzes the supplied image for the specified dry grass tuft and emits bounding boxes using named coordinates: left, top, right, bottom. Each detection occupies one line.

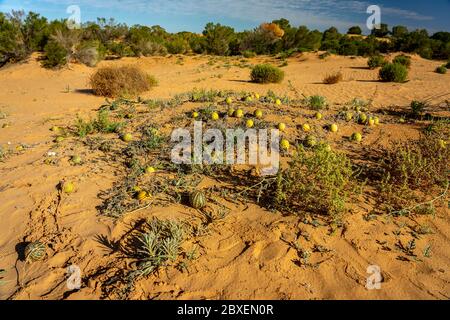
left=323, top=71, right=343, bottom=84
left=90, top=66, right=157, bottom=98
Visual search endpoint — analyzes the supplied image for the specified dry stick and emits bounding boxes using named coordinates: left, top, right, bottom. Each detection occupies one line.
left=389, top=181, right=449, bottom=216
left=234, top=176, right=276, bottom=196
left=125, top=203, right=152, bottom=216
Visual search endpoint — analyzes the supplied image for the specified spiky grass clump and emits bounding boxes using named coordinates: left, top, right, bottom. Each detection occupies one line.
left=74, top=109, right=123, bottom=137
left=136, top=218, right=185, bottom=276
left=271, top=144, right=354, bottom=217
left=90, top=66, right=157, bottom=98
left=379, top=63, right=408, bottom=83
left=323, top=71, right=343, bottom=84
left=250, top=64, right=285, bottom=84
left=410, top=100, right=428, bottom=117
left=368, top=55, right=386, bottom=69
left=305, top=95, right=327, bottom=110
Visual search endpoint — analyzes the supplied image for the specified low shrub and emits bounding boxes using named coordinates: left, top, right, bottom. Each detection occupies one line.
left=323, top=71, right=343, bottom=84
left=132, top=40, right=168, bottom=57
left=305, top=95, right=327, bottom=110
left=250, top=64, right=285, bottom=84
left=379, top=135, right=449, bottom=211
left=319, top=51, right=332, bottom=59
left=410, top=100, right=428, bottom=117
left=435, top=65, right=447, bottom=74
left=242, top=50, right=256, bottom=58
left=75, top=41, right=106, bottom=67
left=367, top=55, right=386, bottom=69
left=90, top=65, right=157, bottom=97
left=393, top=54, right=411, bottom=68
left=270, top=144, right=354, bottom=217
left=74, top=109, right=123, bottom=137
left=379, top=63, right=408, bottom=83
left=165, top=38, right=189, bottom=54
left=42, top=41, right=68, bottom=68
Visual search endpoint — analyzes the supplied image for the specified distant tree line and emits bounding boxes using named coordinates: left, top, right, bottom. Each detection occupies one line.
left=1, top=11, right=449, bottom=68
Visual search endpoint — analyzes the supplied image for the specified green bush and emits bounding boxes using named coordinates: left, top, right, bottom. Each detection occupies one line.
left=445, top=61, right=450, bottom=69
left=305, top=95, right=327, bottom=110
left=379, top=63, right=408, bottom=82
left=42, top=41, right=68, bottom=68
left=250, top=64, right=284, bottom=83
left=347, top=26, right=362, bottom=35
left=165, top=38, right=188, bottom=54
left=270, top=144, right=354, bottom=217
left=367, top=55, right=386, bottom=69
left=242, top=50, right=256, bottom=58
left=107, top=42, right=135, bottom=57
left=393, top=54, right=411, bottom=68
left=410, top=100, right=427, bottom=116
left=435, top=65, right=447, bottom=74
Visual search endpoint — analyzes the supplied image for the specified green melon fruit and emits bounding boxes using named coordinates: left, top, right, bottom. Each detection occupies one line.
left=24, top=241, right=46, bottom=263
left=352, top=132, right=362, bottom=142
left=63, top=182, right=75, bottom=194
left=122, top=133, right=133, bottom=142
left=189, top=190, right=206, bottom=209
left=359, top=113, right=368, bottom=124
left=345, top=112, right=353, bottom=122
left=305, top=135, right=317, bottom=147
left=71, top=155, right=82, bottom=165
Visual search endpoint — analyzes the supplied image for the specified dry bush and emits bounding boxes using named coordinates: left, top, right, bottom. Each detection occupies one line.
left=76, top=47, right=100, bottom=67
left=323, top=71, right=343, bottom=84
left=260, top=23, right=285, bottom=38
left=268, top=144, right=354, bottom=217
left=379, top=134, right=449, bottom=212
left=90, top=65, right=157, bottom=97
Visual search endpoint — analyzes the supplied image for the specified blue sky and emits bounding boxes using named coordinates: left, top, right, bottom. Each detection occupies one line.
left=0, top=0, right=449, bottom=34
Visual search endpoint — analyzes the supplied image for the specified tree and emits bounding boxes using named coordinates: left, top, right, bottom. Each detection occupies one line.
left=240, top=23, right=283, bottom=54
left=347, top=26, right=362, bottom=35
left=392, top=25, right=408, bottom=38
left=202, top=22, right=235, bottom=55
left=323, top=27, right=341, bottom=41
left=371, top=23, right=389, bottom=37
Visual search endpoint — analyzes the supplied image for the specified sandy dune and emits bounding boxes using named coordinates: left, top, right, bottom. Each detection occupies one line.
left=0, top=52, right=449, bottom=300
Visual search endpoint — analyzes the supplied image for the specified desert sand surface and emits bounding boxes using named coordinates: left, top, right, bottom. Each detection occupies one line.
left=0, top=52, right=449, bottom=300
